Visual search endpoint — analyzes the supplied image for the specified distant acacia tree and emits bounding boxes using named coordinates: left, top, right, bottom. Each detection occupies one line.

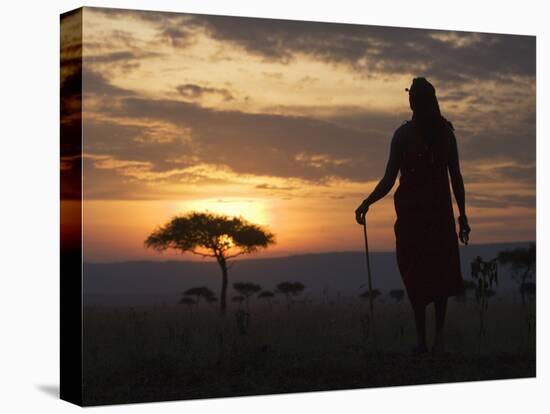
left=178, top=296, right=196, bottom=311
left=145, top=212, right=275, bottom=314
left=360, top=289, right=381, bottom=302
left=205, top=295, right=218, bottom=305
left=276, top=282, right=305, bottom=310
left=258, top=290, right=275, bottom=306
left=389, top=289, right=405, bottom=303
left=359, top=289, right=382, bottom=345
left=498, top=243, right=536, bottom=305
left=183, top=286, right=215, bottom=303
left=471, top=256, right=498, bottom=341
left=233, top=282, right=262, bottom=310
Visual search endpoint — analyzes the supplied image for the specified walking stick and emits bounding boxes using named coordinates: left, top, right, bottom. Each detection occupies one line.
left=362, top=220, right=374, bottom=318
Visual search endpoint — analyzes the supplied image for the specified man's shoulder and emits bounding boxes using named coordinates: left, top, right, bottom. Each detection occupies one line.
left=393, top=120, right=413, bottom=140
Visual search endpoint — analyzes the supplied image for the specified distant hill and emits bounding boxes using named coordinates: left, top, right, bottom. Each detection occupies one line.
left=83, top=241, right=533, bottom=306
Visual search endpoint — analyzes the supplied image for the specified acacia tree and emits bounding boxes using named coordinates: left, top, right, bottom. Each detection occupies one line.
left=389, top=289, right=405, bottom=303
left=258, top=290, right=275, bottom=306
left=178, top=296, right=196, bottom=311
left=205, top=295, right=218, bottom=305
left=183, top=286, right=215, bottom=304
left=498, top=243, right=536, bottom=305
left=360, top=289, right=381, bottom=302
left=233, top=282, right=262, bottom=311
left=471, top=256, right=498, bottom=341
left=276, top=282, right=305, bottom=310
left=145, top=212, right=275, bottom=314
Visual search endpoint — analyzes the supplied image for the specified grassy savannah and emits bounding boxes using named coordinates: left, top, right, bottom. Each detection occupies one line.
left=82, top=296, right=535, bottom=405
left=81, top=213, right=536, bottom=405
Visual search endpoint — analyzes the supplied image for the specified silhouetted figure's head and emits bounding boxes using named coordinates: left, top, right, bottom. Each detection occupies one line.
left=407, top=77, right=441, bottom=117
left=406, top=77, right=452, bottom=136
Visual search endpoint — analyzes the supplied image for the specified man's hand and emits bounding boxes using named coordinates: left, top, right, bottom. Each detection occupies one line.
left=458, top=215, right=471, bottom=245
left=355, top=200, right=369, bottom=225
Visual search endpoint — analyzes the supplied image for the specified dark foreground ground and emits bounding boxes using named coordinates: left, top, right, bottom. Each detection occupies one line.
left=82, top=300, right=535, bottom=405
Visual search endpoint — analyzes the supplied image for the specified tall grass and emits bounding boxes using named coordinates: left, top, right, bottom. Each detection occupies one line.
left=82, top=299, right=535, bottom=405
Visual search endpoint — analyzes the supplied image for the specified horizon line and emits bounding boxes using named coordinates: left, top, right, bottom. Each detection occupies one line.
left=83, top=239, right=535, bottom=265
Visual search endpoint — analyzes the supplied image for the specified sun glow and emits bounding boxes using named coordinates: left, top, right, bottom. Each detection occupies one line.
left=179, top=198, right=271, bottom=226
left=218, top=234, right=235, bottom=250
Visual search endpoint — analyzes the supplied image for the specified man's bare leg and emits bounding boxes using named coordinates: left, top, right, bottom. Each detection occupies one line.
left=413, top=304, right=428, bottom=353
left=433, top=297, right=448, bottom=353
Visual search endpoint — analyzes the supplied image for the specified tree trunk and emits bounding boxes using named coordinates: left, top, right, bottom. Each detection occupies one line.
left=218, top=258, right=228, bottom=315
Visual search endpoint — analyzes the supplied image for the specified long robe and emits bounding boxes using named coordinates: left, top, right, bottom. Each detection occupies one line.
left=393, top=120, right=464, bottom=308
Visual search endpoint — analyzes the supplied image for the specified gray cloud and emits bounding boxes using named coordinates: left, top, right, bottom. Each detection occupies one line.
left=91, top=7, right=535, bottom=86
left=83, top=69, right=134, bottom=97
left=85, top=51, right=157, bottom=63
left=176, top=83, right=234, bottom=101
left=198, top=16, right=535, bottom=85
left=159, top=26, right=197, bottom=48
left=83, top=100, right=536, bottom=209
left=115, top=96, right=399, bottom=182
left=79, top=69, right=535, bottom=204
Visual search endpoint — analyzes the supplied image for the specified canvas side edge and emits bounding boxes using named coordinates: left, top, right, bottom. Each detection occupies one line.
left=60, top=7, right=84, bottom=407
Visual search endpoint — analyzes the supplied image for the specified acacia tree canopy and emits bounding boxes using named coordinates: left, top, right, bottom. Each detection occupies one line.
left=360, top=289, right=381, bottom=300
left=389, top=289, right=405, bottom=301
left=145, top=212, right=275, bottom=260
left=184, top=286, right=215, bottom=300
left=233, top=282, right=262, bottom=297
left=276, top=282, right=305, bottom=296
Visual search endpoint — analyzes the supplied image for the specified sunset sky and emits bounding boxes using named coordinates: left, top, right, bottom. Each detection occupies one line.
left=66, top=7, right=535, bottom=262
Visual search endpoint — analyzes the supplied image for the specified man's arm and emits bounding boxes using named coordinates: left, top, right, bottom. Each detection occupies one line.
left=364, top=132, right=401, bottom=206
left=448, top=131, right=466, bottom=217
left=355, top=131, right=401, bottom=225
left=448, top=130, right=470, bottom=244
